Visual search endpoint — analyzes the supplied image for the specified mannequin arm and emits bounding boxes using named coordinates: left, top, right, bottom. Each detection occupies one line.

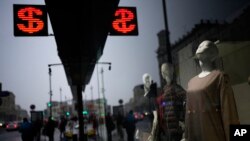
left=147, top=110, right=158, bottom=141
left=180, top=131, right=186, bottom=141
left=180, top=138, right=186, bottom=141
left=179, top=121, right=185, bottom=130
left=179, top=120, right=187, bottom=141
left=144, top=85, right=150, bottom=96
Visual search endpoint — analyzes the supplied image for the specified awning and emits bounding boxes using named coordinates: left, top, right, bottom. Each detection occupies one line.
left=44, top=0, right=120, bottom=99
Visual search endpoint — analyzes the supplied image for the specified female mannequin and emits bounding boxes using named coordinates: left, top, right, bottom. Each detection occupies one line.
left=184, top=40, right=240, bottom=141
left=141, top=73, right=158, bottom=141
left=157, top=63, right=186, bottom=141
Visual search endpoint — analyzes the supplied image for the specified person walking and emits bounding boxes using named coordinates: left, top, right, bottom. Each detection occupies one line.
left=59, top=116, right=67, bottom=140
left=105, top=112, right=115, bottom=141
left=44, top=116, right=57, bottom=141
left=33, top=119, right=43, bottom=141
left=92, top=114, right=99, bottom=136
left=124, top=110, right=137, bottom=141
left=116, top=111, right=124, bottom=140
left=19, top=117, right=34, bottom=141
left=71, top=116, right=78, bottom=141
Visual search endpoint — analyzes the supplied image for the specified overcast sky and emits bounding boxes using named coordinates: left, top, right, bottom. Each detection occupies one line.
left=0, top=0, right=249, bottom=113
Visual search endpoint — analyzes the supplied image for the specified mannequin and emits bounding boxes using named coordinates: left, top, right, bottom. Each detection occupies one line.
left=157, top=63, right=186, bottom=141
left=140, top=73, right=158, bottom=141
left=133, top=73, right=157, bottom=141
left=184, top=40, right=240, bottom=141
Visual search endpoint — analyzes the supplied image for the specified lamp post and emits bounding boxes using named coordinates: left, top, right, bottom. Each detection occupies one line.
left=90, top=85, right=93, bottom=105
left=162, top=0, right=172, bottom=63
left=96, top=62, right=111, bottom=115
left=48, top=63, right=63, bottom=117
left=95, top=62, right=111, bottom=137
left=90, top=85, right=94, bottom=115
left=48, top=67, right=52, bottom=117
left=95, top=62, right=111, bottom=115
left=59, top=87, right=62, bottom=115
left=100, top=67, right=106, bottom=116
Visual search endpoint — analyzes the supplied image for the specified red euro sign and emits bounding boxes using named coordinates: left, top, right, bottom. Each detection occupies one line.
left=17, top=7, right=44, bottom=34
left=112, top=8, right=136, bottom=33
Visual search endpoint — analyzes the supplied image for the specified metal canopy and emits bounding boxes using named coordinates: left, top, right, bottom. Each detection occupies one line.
left=44, top=0, right=119, bottom=92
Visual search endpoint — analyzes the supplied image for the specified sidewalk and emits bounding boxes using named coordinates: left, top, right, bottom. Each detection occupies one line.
left=40, top=128, right=60, bottom=141
left=95, top=125, right=127, bottom=141
left=41, top=126, right=125, bottom=141
left=111, top=129, right=127, bottom=141
left=0, top=128, right=5, bottom=134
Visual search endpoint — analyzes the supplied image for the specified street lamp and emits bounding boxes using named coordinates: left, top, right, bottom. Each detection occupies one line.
left=96, top=62, right=111, bottom=70
left=96, top=62, right=111, bottom=115
left=100, top=67, right=106, bottom=116
left=48, top=67, right=52, bottom=117
left=48, top=63, right=63, bottom=117
left=95, top=62, right=111, bottom=137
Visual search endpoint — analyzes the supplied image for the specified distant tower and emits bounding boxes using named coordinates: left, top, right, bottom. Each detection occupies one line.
left=162, top=0, right=172, bottom=64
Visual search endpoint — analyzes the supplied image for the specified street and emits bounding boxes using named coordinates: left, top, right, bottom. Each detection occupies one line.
left=0, top=129, right=22, bottom=141
left=0, top=128, right=64, bottom=141
left=0, top=124, right=125, bottom=141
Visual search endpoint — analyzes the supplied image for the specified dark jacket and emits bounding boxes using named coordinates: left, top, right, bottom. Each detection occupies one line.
left=156, top=83, right=186, bottom=135
left=123, top=112, right=136, bottom=131
left=106, top=114, right=115, bottom=132
left=19, top=121, right=34, bottom=141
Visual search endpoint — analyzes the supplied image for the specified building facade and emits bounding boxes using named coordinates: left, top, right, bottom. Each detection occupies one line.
left=0, top=91, right=28, bottom=122
left=156, top=5, right=250, bottom=124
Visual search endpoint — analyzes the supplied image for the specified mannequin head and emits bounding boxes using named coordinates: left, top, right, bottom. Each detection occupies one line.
left=142, top=73, right=152, bottom=93
left=161, top=63, right=174, bottom=85
left=195, top=40, right=219, bottom=77
left=195, top=40, right=219, bottom=64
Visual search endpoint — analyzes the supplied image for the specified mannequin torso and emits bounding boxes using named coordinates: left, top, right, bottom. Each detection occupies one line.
left=141, top=73, right=158, bottom=141
left=184, top=40, right=239, bottom=141
left=156, top=63, right=186, bottom=141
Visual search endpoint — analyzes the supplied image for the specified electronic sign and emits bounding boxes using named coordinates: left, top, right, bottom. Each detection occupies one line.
left=13, top=4, right=48, bottom=36
left=109, top=7, right=138, bottom=36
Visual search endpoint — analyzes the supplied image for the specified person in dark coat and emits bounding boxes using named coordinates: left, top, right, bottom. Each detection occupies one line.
left=44, top=116, right=57, bottom=141
left=105, top=112, right=115, bottom=141
left=116, top=111, right=124, bottom=139
left=92, top=115, right=99, bottom=136
left=33, top=119, right=43, bottom=141
left=59, top=116, right=67, bottom=139
left=19, top=117, right=34, bottom=141
left=124, top=110, right=137, bottom=141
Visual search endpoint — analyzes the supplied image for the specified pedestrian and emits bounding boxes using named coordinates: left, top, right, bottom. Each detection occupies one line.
left=59, top=116, right=67, bottom=140
left=92, top=114, right=99, bottom=136
left=123, top=110, right=136, bottom=141
left=105, top=112, right=115, bottom=141
left=19, top=117, right=34, bottom=141
left=71, top=116, right=78, bottom=141
left=33, top=119, right=43, bottom=141
left=44, top=116, right=57, bottom=141
left=116, top=111, right=124, bottom=140
left=64, top=119, right=73, bottom=141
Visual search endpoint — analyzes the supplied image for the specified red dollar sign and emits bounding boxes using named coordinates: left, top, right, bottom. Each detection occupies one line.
left=112, top=8, right=136, bottom=33
left=17, top=7, right=44, bottom=34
